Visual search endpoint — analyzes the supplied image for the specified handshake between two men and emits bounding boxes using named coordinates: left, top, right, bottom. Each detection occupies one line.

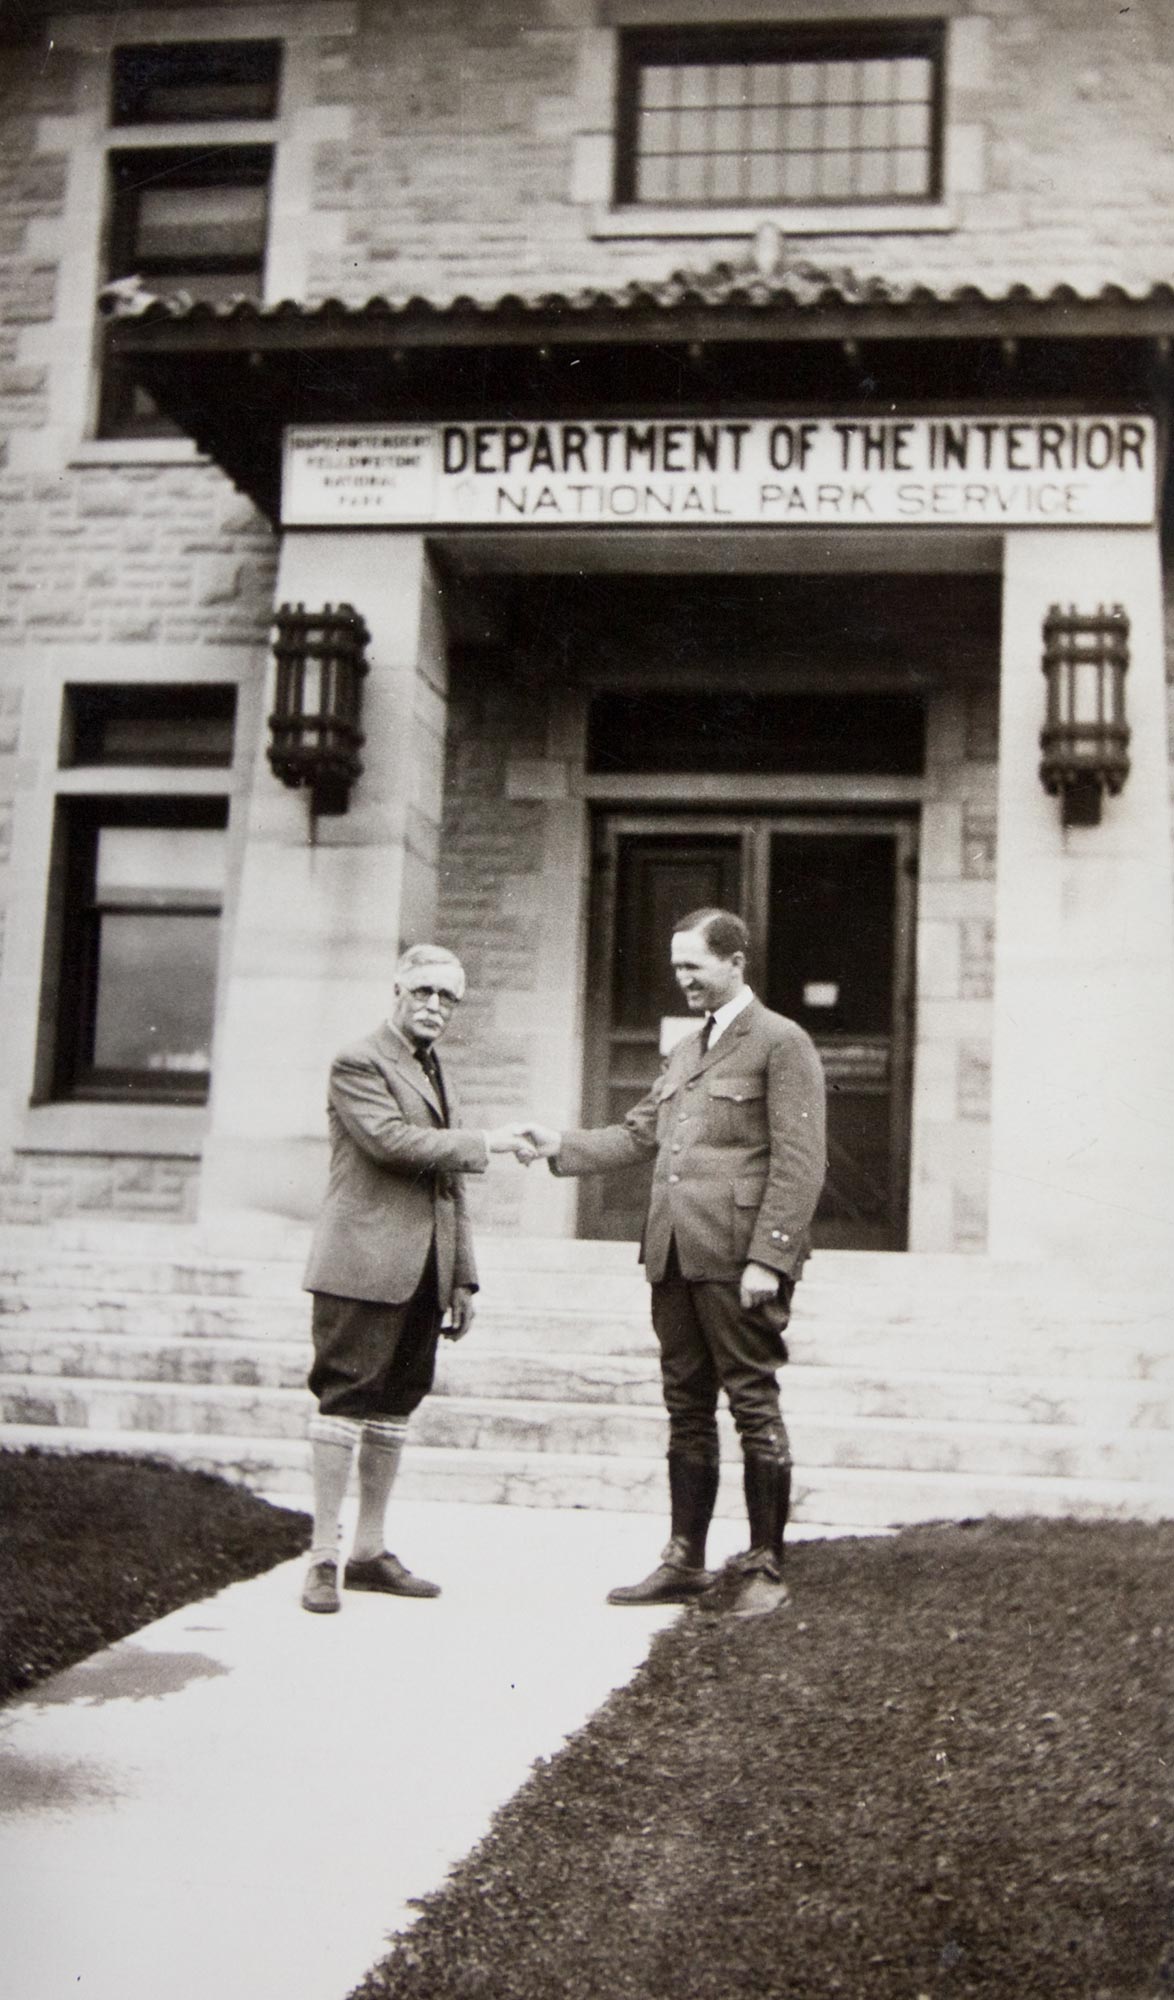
left=489, top=1121, right=557, bottom=1168
left=300, top=920, right=826, bottom=1621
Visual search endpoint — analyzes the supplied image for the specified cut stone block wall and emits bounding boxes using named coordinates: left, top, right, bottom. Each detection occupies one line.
left=909, top=677, right=999, bottom=1254
left=435, top=661, right=555, bottom=1235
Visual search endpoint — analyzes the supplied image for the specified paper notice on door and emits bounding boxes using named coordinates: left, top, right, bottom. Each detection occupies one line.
left=803, top=982, right=840, bottom=1009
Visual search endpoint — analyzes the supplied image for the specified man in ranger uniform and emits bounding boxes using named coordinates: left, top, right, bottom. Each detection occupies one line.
left=521, top=910, right=826, bottom=1619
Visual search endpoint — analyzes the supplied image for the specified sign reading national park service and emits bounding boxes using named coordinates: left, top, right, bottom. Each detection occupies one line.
left=281, top=415, right=1155, bottom=529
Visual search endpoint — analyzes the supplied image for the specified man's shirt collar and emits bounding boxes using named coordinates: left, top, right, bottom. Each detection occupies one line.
left=707, top=985, right=754, bottom=1045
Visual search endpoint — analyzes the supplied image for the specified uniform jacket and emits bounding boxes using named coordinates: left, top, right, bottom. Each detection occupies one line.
left=554, top=997, right=826, bottom=1284
left=303, top=1020, right=488, bottom=1307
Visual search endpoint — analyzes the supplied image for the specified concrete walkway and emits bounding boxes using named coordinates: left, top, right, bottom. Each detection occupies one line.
left=0, top=1500, right=752, bottom=2000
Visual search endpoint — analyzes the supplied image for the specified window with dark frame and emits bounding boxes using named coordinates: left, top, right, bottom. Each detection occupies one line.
left=52, top=798, right=229, bottom=1104
left=63, top=684, right=237, bottom=768
left=44, top=686, right=236, bottom=1106
left=100, top=41, right=278, bottom=438
left=100, top=144, right=271, bottom=436
left=111, top=40, right=281, bottom=124
left=615, top=21, right=944, bottom=208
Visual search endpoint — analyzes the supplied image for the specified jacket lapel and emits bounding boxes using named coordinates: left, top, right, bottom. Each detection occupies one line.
left=376, top=1021, right=445, bottom=1121
left=680, top=999, right=758, bottom=1081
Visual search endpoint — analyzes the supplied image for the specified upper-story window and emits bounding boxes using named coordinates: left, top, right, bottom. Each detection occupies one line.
left=99, top=42, right=279, bottom=438
left=111, top=39, right=281, bottom=123
left=615, top=21, right=943, bottom=208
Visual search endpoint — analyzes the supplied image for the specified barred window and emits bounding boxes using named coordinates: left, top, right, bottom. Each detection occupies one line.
left=616, top=22, right=943, bottom=207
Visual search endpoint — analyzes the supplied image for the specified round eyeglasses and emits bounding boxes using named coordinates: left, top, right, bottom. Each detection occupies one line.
left=405, top=984, right=462, bottom=1009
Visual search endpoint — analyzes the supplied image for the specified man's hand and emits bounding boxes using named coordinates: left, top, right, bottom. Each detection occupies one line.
left=515, top=1123, right=561, bottom=1161
left=444, top=1286, right=477, bottom=1340
left=740, top=1260, right=780, bottom=1311
left=486, top=1126, right=538, bottom=1163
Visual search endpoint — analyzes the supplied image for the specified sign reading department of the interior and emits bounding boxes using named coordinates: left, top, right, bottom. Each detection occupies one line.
left=281, top=416, right=1155, bottom=528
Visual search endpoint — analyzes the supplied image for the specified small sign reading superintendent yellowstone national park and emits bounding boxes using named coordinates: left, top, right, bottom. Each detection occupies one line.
left=281, top=416, right=1155, bottom=529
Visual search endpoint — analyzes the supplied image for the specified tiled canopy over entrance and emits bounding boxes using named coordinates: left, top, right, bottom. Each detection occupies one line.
left=111, top=273, right=1174, bottom=524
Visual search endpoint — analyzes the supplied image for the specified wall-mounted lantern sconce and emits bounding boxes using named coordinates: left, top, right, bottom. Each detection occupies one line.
left=1039, top=603, right=1130, bottom=827
left=268, top=601, right=370, bottom=816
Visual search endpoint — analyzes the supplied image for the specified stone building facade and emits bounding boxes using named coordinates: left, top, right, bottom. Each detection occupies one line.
left=1, top=0, right=1172, bottom=1268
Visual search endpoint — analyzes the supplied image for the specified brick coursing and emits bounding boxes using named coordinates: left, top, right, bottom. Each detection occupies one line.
left=0, top=1153, right=199, bottom=1226
left=435, top=665, right=551, bottom=1233
left=0, top=468, right=276, bottom=646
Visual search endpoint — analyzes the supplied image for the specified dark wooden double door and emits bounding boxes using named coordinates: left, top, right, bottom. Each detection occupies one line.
left=582, top=814, right=918, bottom=1251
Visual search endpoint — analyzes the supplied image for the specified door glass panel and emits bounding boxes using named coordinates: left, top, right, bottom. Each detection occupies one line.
left=766, top=833, right=895, bottom=1035
left=766, top=832, right=903, bottom=1248
left=613, top=835, right=742, bottom=1026
left=586, top=831, right=743, bottom=1241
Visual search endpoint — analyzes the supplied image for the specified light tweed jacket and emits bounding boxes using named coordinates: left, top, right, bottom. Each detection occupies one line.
left=303, top=1020, right=487, bottom=1307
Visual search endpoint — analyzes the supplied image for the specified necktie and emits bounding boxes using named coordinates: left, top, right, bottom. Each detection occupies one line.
left=700, top=1014, right=716, bottom=1053
left=413, top=1044, right=448, bottom=1122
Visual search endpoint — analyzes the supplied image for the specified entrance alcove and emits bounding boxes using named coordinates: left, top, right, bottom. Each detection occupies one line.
left=432, top=545, right=1003, bottom=1254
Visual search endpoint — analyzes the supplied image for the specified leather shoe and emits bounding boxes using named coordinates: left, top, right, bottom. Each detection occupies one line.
left=343, top=1551, right=441, bottom=1599
left=607, top=1546, right=711, bottom=1606
left=727, top=1571, right=790, bottom=1619
left=697, top=1553, right=790, bottom=1619
left=301, top=1559, right=340, bottom=1614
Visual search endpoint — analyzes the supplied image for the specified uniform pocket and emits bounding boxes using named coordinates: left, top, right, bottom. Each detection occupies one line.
left=708, top=1077, right=764, bottom=1104
left=708, top=1075, right=766, bottom=1143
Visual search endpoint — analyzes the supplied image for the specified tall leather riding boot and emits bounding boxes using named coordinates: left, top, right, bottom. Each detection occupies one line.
left=668, top=1449, right=721, bottom=1568
left=607, top=1451, right=720, bottom=1605
left=743, top=1453, right=791, bottom=1580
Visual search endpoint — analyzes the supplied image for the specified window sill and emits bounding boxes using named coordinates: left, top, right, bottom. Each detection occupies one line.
left=17, top=1101, right=208, bottom=1159
left=591, top=201, right=954, bottom=240
left=70, top=438, right=209, bottom=468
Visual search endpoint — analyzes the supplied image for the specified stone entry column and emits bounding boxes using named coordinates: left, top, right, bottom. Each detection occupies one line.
left=989, top=529, right=1174, bottom=1264
left=199, top=531, right=447, bottom=1227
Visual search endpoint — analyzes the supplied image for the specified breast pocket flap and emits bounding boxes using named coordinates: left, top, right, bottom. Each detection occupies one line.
left=709, top=1077, right=765, bottom=1104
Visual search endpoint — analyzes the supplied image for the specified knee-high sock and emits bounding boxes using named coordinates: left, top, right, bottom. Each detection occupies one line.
left=351, top=1417, right=410, bottom=1562
left=307, top=1413, right=362, bottom=1565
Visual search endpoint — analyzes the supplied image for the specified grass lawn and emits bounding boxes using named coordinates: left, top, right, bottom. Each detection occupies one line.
left=353, top=1517, right=1174, bottom=2000
left=0, top=1446, right=310, bottom=1702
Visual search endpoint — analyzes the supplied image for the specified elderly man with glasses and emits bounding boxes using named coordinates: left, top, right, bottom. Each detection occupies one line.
left=300, top=943, right=532, bottom=1613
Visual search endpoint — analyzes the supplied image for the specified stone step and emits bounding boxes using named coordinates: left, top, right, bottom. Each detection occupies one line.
left=5, top=1375, right=1171, bottom=1487
left=4, top=1331, right=1173, bottom=1433
left=2, top=1227, right=1170, bottom=1532
left=3, top=1425, right=1169, bottom=1528
left=2, top=1239, right=1172, bottom=1322
left=3, top=1291, right=1169, bottom=1379
left=4, top=1220, right=1170, bottom=1290
left=0, top=1258, right=307, bottom=1304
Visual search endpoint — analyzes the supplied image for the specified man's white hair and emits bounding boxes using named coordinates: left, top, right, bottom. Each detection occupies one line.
left=395, top=943, right=465, bottom=988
